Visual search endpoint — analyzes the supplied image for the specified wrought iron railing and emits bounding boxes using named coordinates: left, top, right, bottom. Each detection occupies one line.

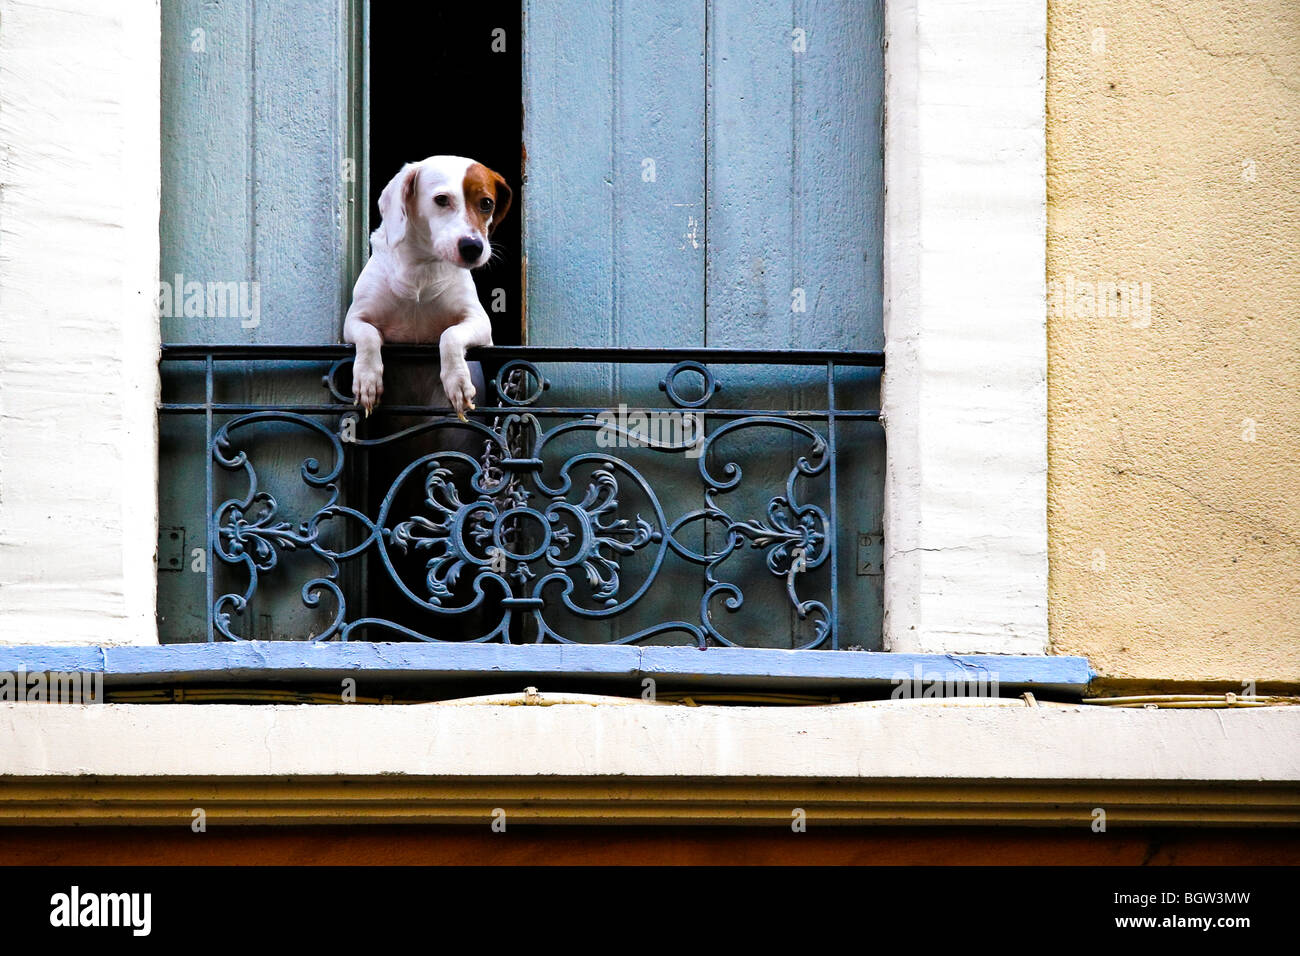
left=158, top=345, right=883, bottom=650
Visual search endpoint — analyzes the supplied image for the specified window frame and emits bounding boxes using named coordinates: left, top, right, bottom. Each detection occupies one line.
left=0, top=0, right=1051, bottom=669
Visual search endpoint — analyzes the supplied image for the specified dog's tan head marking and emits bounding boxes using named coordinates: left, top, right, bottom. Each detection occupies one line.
left=375, top=156, right=511, bottom=269
left=462, top=162, right=513, bottom=237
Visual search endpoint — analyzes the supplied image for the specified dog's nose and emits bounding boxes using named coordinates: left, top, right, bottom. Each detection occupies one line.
left=458, top=237, right=485, bottom=263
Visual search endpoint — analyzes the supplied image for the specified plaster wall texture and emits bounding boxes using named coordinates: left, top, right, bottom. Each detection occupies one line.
left=0, top=0, right=160, bottom=645
left=1047, top=0, right=1300, bottom=681
left=883, top=0, right=1049, bottom=656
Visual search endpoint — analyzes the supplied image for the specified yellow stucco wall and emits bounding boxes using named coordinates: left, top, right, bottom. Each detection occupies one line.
left=1047, top=1, right=1299, bottom=682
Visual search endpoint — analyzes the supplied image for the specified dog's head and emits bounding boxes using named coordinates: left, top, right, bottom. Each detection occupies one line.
left=377, top=155, right=513, bottom=268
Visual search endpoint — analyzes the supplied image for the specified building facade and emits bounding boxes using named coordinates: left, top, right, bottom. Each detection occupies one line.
left=0, top=0, right=1296, bottom=863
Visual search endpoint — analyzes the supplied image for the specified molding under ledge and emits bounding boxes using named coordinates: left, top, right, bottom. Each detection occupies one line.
left=2, top=776, right=1297, bottom=828
left=0, top=642, right=1094, bottom=696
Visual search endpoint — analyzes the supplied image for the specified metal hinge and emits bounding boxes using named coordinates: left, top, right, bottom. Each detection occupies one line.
left=157, top=527, right=185, bottom=571
left=856, top=532, right=883, bottom=576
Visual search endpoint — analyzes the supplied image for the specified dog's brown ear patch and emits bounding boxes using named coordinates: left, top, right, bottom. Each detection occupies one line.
left=464, top=163, right=512, bottom=235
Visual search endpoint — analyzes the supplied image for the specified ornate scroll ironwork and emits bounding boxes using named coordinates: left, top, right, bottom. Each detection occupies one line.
left=161, top=345, right=882, bottom=648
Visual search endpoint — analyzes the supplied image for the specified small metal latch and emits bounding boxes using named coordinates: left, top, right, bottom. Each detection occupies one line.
left=158, top=527, right=185, bottom=571
left=856, top=532, right=883, bottom=576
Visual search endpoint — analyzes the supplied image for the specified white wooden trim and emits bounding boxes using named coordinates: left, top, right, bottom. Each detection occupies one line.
left=882, top=0, right=1048, bottom=654
left=0, top=1, right=160, bottom=645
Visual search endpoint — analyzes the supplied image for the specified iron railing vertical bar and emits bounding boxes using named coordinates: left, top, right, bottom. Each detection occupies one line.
left=204, top=351, right=215, bottom=644
left=826, top=359, right=839, bottom=650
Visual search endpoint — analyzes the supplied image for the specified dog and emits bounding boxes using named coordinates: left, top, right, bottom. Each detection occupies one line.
left=344, top=157, right=512, bottom=639
left=344, top=155, right=512, bottom=419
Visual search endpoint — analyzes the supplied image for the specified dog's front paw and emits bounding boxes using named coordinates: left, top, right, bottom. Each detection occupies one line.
left=352, top=359, right=384, bottom=415
left=441, top=365, right=477, bottom=421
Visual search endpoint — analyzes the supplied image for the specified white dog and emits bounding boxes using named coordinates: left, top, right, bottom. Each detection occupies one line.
left=344, top=155, right=512, bottom=419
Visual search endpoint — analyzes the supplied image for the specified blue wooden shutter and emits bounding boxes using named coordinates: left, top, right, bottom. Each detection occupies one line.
left=159, top=0, right=365, bottom=642
left=523, top=0, right=884, bottom=648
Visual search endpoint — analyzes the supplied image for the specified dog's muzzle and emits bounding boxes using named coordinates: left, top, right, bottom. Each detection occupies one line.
left=458, top=237, right=485, bottom=265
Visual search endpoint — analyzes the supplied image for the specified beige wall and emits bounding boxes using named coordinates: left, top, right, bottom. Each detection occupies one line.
left=1047, top=1, right=1300, bottom=682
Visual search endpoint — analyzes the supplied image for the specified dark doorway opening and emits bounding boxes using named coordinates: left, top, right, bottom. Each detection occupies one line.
left=365, top=3, right=523, bottom=643
left=368, top=1, right=522, bottom=347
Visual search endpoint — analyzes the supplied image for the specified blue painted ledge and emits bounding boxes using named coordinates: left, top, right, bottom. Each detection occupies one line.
left=0, top=643, right=1094, bottom=695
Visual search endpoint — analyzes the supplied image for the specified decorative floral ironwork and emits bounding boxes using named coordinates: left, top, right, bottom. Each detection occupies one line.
left=198, top=355, right=870, bottom=649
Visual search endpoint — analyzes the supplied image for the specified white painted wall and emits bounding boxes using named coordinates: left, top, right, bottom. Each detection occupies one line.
left=882, top=0, right=1048, bottom=654
left=0, top=1, right=160, bottom=645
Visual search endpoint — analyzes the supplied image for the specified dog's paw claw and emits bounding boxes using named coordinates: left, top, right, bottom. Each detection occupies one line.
left=352, top=361, right=384, bottom=417
left=442, top=367, right=477, bottom=421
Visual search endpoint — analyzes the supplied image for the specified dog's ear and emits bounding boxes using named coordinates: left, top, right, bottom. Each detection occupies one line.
left=487, top=169, right=512, bottom=235
left=378, top=162, right=421, bottom=245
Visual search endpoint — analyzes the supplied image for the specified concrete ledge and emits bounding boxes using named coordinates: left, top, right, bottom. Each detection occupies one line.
left=0, top=643, right=1094, bottom=695
left=1, top=702, right=1296, bottom=826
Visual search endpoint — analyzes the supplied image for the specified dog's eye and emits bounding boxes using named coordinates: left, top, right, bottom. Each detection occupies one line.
left=434, top=194, right=451, bottom=208
left=479, top=198, right=494, bottom=213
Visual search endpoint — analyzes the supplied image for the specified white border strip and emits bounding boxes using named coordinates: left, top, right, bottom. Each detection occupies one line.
left=0, top=1, right=160, bottom=646
left=883, top=0, right=1048, bottom=654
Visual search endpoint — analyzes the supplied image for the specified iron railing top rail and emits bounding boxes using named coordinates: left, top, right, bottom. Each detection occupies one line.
left=158, top=344, right=883, bottom=419
left=159, top=343, right=885, bottom=367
